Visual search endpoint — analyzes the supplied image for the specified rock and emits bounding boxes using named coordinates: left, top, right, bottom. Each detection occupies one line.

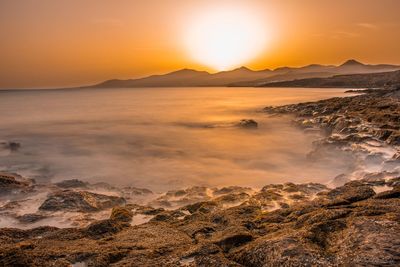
left=0, top=179, right=399, bottom=266
left=39, top=190, right=126, bottom=212
left=214, top=192, right=250, bottom=205
left=55, top=179, right=89, bottom=189
left=213, top=186, right=252, bottom=196
left=139, top=207, right=165, bottom=215
left=392, top=151, right=400, bottom=160
left=110, top=206, right=133, bottom=222
left=193, top=244, right=241, bottom=266
left=150, top=213, right=173, bottom=222
left=85, top=219, right=129, bottom=238
left=183, top=201, right=218, bottom=214
left=213, top=227, right=253, bottom=252
left=86, top=206, right=134, bottom=238
left=17, top=214, right=47, bottom=224
left=233, top=236, right=332, bottom=266
left=363, top=171, right=399, bottom=181
left=373, top=186, right=400, bottom=199
left=152, top=186, right=211, bottom=207
left=333, top=218, right=400, bottom=266
left=387, top=132, right=400, bottom=145
left=323, top=181, right=376, bottom=205
left=121, top=186, right=153, bottom=196
left=236, top=119, right=258, bottom=128
left=0, top=247, right=33, bottom=266
left=0, top=172, right=33, bottom=195
left=1, top=141, right=21, bottom=152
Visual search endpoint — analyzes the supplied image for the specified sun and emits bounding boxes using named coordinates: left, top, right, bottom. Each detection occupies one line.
left=184, top=7, right=268, bottom=71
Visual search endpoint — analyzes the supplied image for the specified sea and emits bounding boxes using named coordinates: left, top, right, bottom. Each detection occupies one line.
left=0, top=87, right=352, bottom=191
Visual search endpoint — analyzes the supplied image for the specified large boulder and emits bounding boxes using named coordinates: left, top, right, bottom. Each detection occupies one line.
left=39, top=190, right=126, bottom=212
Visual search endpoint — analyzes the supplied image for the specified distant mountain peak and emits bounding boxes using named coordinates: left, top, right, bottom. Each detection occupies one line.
left=236, top=66, right=252, bottom=71
left=274, top=66, right=292, bottom=72
left=341, top=59, right=364, bottom=66
left=221, top=66, right=253, bottom=73
left=172, top=68, right=204, bottom=74
left=165, top=68, right=210, bottom=77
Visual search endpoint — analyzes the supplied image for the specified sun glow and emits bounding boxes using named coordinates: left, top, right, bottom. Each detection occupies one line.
left=184, top=7, right=268, bottom=71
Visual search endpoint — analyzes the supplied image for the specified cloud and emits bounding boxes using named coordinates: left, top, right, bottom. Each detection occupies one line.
left=357, top=23, right=378, bottom=30
left=331, top=31, right=360, bottom=39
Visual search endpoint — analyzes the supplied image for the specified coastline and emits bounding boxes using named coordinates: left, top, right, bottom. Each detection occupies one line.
left=0, top=87, right=399, bottom=266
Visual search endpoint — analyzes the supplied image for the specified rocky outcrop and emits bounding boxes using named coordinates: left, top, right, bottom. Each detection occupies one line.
left=0, top=179, right=398, bottom=266
left=265, top=87, right=400, bottom=189
left=264, top=87, right=400, bottom=146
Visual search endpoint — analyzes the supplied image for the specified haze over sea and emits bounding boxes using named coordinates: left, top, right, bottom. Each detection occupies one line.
left=0, top=87, right=351, bottom=191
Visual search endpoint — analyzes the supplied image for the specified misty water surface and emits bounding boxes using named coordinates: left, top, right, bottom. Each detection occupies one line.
left=0, top=87, right=351, bottom=191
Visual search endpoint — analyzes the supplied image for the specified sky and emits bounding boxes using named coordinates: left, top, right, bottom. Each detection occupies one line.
left=0, top=0, right=400, bottom=89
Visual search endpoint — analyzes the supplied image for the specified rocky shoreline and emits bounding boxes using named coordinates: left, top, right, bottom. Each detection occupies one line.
left=0, top=88, right=399, bottom=266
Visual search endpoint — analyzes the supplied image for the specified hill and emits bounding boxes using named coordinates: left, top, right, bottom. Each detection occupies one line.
left=259, top=70, right=400, bottom=88
left=89, top=60, right=400, bottom=88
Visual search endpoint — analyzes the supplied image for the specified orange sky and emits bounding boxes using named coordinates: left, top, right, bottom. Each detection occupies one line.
left=1, top=0, right=400, bottom=89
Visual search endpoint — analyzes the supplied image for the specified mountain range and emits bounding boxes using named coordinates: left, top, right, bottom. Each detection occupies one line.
left=89, top=60, right=400, bottom=88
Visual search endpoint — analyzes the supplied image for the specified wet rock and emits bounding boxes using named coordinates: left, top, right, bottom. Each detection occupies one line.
left=138, top=206, right=165, bottom=215
left=183, top=201, right=218, bottom=214
left=373, top=186, right=400, bottom=199
left=0, top=180, right=399, bottom=266
left=333, top=218, right=400, bottom=266
left=386, top=177, right=400, bottom=187
left=363, top=171, right=399, bottom=181
left=213, top=186, right=252, bottom=196
left=265, top=88, right=400, bottom=180
left=214, top=192, right=250, bottom=206
left=213, top=227, right=254, bottom=252
left=150, top=213, right=173, bottom=222
left=121, top=186, right=153, bottom=196
left=392, top=151, right=400, bottom=160
left=1, top=141, right=21, bottom=152
left=17, top=213, right=47, bottom=224
left=195, top=250, right=241, bottom=266
left=323, top=181, right=376, bottom=205
left=110, top=206, right=133, bottom=222
left=0, top=172, right=33, bottom=195
left=39, top=190, right=126, bottom=212
left=55, top=179, right=89, bottom=189
left=236, top=119, right=258, bottom=128
left=152, top=186, right=211, bottom=207
left=85, top=219, right=129, bottom=238
left=233, top=236, right=332, bottom=266
left=0, top=247, right=33, bottom=266
left=85, top=207, right=133, bottom=238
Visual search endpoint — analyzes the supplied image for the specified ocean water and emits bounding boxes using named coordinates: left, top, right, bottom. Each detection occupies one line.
left=0, top=87, right=352, bottom=191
